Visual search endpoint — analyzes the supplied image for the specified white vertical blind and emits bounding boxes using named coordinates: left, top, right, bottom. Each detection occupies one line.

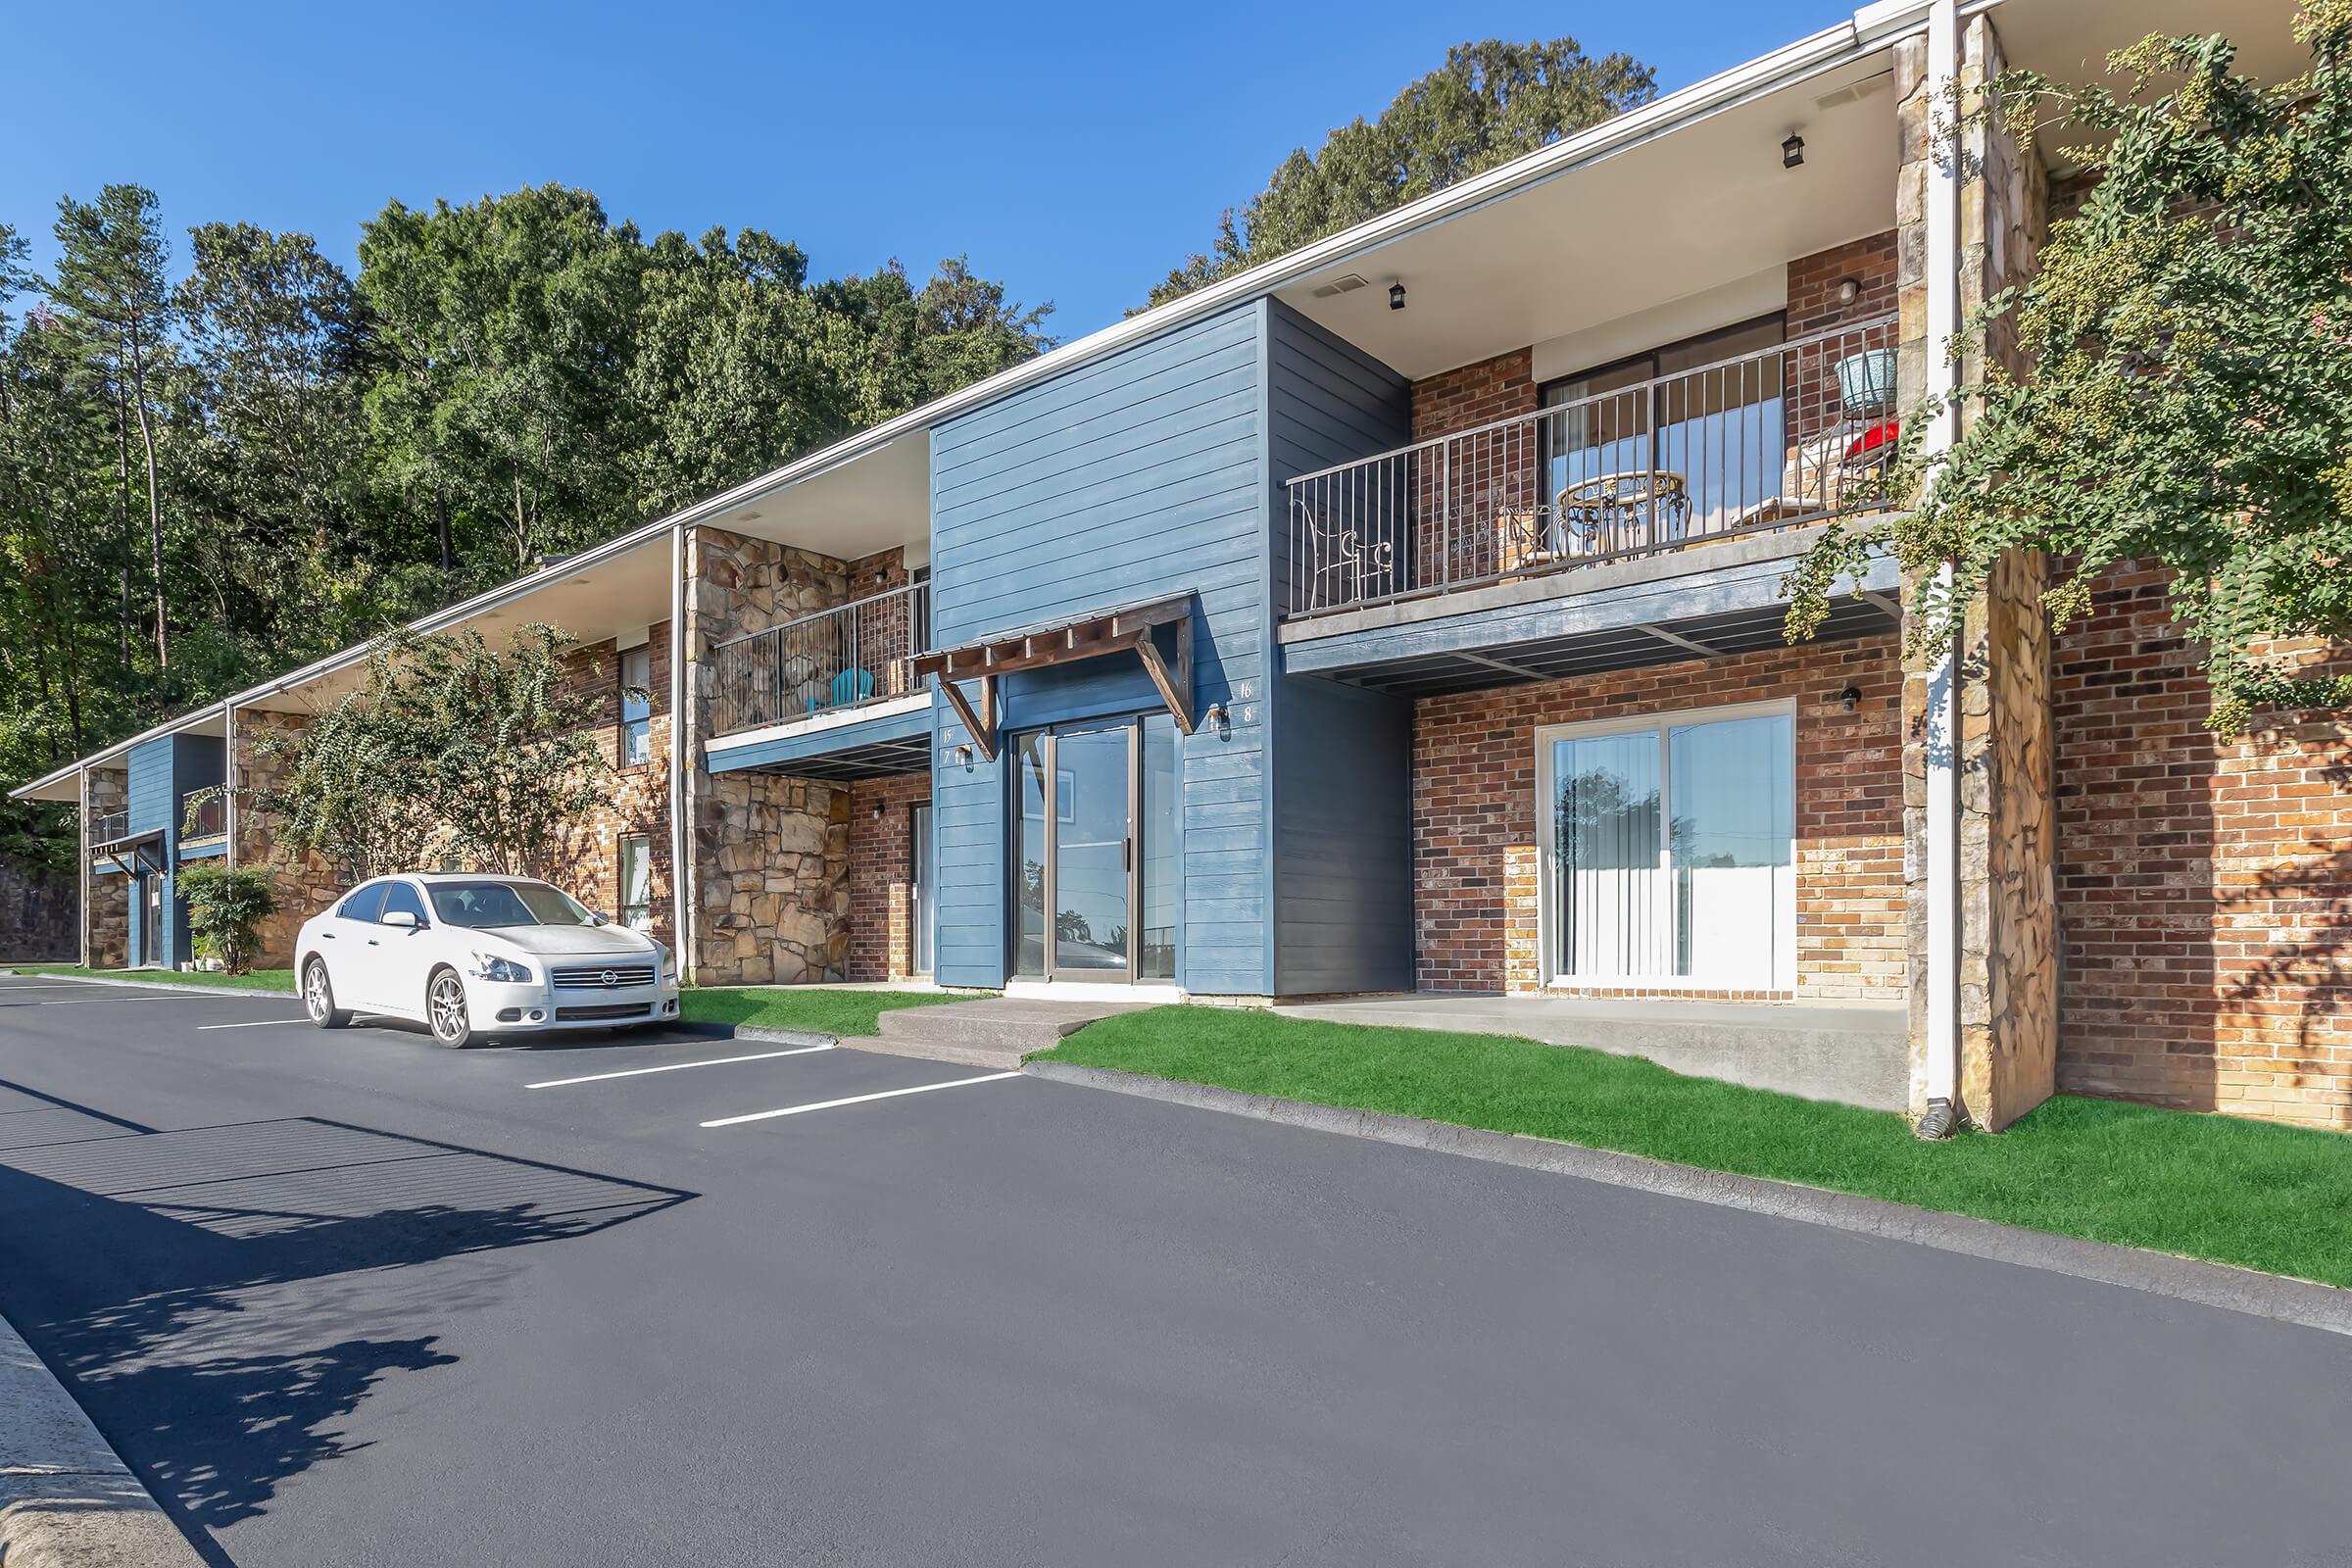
left=1548, top=707, right=1793, bottom=988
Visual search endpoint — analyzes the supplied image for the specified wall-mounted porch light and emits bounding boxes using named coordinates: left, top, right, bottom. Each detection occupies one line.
left=1837, top=276, right=1862, bottom=307
left=1388, top=281, right=1407, bottom=312
left=1838, top=685, right=1863, bottom=713
left=1782, top=132, right=1806, bottom=169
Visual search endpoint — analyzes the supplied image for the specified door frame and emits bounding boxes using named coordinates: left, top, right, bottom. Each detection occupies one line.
left=907, top=798, right=935, bottom=980
left=1009, top=716, right=1147, bottom=985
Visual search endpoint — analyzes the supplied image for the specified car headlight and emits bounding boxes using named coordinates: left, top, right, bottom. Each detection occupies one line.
left=467, top=952, right=534, bottom=985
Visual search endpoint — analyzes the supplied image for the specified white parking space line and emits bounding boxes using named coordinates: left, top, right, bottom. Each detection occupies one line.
left=700, top=1071, right=1022, bottom=1128
left=196, top=1017, right=311, bottom=1030
left=19, top=993, right=271, bottom=1005
left=527, top=1044, right=836, bottom=1090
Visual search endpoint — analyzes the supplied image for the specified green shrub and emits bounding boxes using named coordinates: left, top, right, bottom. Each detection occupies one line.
left=177, top=862, right=277, bottom=973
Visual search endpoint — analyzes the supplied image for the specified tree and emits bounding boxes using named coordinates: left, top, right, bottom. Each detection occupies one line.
left=358, top=186, right=649, bottom=580
left=177, top=860, right=277, bottom=972
left=255, top=622, right=611, bottom=882
left=49, top=185, right=175, bottom=672
left=1786, top=0, right=2352, bottom=733
left=1145, top=39, right=1656, bottom=309
left=172, top=222, right=392, bottom=668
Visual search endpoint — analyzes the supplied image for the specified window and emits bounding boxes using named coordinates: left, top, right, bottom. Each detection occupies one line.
left=1537, top=702, right=1794, bottom=991
left=619, top=647, right=653, bottom=767
left=337, top=883, right=387, bottom=923
left=379, top=881, right=428, bottom=926
left=427, top=880, right=598, bottom=929
left=618, top=834, right=654, bottom=932
left=1542, top=314, right=1788, bottom=538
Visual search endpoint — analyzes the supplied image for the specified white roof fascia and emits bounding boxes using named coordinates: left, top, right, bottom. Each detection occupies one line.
left=14, top=8, right=1921, bottom=804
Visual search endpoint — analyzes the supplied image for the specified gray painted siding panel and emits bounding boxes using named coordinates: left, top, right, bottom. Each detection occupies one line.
left=1265, top=301, right=1416, bottom=996
left=930, top=306, right=1271, bottom=993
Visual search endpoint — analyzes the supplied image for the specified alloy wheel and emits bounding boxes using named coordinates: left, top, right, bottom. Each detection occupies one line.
left=429, top=972, right=468, bottom=1044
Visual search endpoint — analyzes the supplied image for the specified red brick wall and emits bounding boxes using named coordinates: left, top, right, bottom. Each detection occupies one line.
left=1413, top=636, right=1904, bottom=999
left=847, top=772, right=929, bottom=981
left=2054, top=566, right=2352, bottom=1127
left=1411, top=347, right=1537, bottom=444
left=550, top=624, right=676, bottom=952
left=1786, top=232, right=1901, bottom=457
left=1787, top=232, right=1898, bottom=336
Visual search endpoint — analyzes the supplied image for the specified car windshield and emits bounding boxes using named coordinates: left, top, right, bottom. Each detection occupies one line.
left=426, top=880, right=598, bottom=930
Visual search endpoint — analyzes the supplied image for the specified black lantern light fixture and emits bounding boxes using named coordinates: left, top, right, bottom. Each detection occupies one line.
left=1389, top=281, right=1407, bottom=312
left=1782, top=132, right=1805, bottom=169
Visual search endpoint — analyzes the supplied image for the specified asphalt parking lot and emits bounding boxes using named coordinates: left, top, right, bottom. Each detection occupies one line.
left=3, top=972, right=2351, bottom=1567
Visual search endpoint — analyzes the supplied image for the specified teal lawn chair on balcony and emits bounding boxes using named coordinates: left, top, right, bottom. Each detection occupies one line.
left=810, top=666, right=875, bottom=713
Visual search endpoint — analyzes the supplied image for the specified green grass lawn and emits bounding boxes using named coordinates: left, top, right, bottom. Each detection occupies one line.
left=1043, top=1005, right=2352, bottom=1290
left=678, top=985, right=966, bottom=1038
left=7, top=963, right=296, bottom=992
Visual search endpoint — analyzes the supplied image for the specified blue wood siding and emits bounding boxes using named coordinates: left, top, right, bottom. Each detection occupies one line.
left=928, top=304, right=1271, bottom=992
left=1265, top=301, right=1412, bottom=616
left=1264, top=302, right=1416, bottom=995
left=122, top=734, right=224, bottom=967
left=1272, top=676, right=1414, bottom=994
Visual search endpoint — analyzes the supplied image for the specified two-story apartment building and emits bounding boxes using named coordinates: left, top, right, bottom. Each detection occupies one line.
left=18, top=0, right=2339, bottom=1135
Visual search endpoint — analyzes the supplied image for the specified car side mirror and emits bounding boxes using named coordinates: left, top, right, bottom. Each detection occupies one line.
left=381, top=909, right=420, bottom=930
left=590, top=911, right=611, bottom=927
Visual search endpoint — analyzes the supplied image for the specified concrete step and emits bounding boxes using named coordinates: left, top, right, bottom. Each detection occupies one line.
left=867, top=998, right=1143, bottom=1069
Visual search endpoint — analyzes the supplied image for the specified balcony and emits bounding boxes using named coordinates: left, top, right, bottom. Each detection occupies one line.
left=709, top=581, right=929, bottom=739
left=180, top=786, right=227, bottom=843
left=1283, top=316, right=1899, bottom=620
left=87, top=808, right=131, bottom=847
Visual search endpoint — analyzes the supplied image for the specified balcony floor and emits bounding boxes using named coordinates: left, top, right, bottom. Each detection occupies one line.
left=1278, top=523, right=1899, bottom=696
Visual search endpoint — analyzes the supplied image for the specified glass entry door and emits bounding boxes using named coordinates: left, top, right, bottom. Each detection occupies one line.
left=910, top=802, right=935, bottom=978
left=1012, top=715, right=1178, bottom=983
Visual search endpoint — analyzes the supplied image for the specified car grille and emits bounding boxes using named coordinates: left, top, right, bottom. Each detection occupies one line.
left=553, top=1003, right=655, bottom=1022
left=550, top=964, right=657, bottom=990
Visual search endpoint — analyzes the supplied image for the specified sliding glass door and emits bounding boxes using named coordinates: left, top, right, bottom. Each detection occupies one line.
left=1012, top=714, right=1178, bottom=983
left=1539, top=703, right=1794, bottom=991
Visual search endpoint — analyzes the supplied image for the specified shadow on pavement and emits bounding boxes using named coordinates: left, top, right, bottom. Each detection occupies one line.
left=0, top=1083, right=693, bottom=1545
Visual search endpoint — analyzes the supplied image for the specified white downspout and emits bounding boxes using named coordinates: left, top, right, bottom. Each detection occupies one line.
left=668, top=522, right=693, bottom=987
left=1918, top=0, right=1964, bottom=1136
left=76, top=768, right=90, bottom=969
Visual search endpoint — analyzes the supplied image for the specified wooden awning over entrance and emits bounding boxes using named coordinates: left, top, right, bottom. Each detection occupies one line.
left=909, top=594, right=1195, bottom=763
left=92, top=827, right=166, bottom=878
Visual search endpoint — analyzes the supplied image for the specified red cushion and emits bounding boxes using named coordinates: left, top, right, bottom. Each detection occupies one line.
left=1846, top=419, right=1900, bottom=460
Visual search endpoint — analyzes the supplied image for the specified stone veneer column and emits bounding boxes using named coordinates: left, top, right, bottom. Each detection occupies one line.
left=682, top=524, right=859, bottom=985
left=1896, top=11, right=2058, bottom=1131
left=82, top=768, right=128, bottom=968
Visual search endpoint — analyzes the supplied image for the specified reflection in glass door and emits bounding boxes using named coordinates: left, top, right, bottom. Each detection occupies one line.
left=910, top=802, right=935, bottom=978
left=1011, top=714, right=1178, bottom=984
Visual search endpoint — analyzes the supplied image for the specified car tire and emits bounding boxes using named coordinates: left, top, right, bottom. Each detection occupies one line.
left=425, top=966, right=476, bottom=1049
left=303, top=957, right=351, bottom=1029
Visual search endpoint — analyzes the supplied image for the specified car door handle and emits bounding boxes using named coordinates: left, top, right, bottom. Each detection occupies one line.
left=367, top=938, right=380, bottom=947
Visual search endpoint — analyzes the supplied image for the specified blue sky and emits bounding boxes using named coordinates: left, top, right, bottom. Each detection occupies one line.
left=4, top=0, right=1853, bottom=338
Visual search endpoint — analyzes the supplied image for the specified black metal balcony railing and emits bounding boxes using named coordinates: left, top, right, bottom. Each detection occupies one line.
left=180, top=787, right=227, bottom=841
left=709, top=581, right=929, bottom=737
left=1283, top=314, right=1901, bottom=618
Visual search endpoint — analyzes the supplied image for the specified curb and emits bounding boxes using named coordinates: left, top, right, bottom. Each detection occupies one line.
left=0, top=1315, right=206, bottom=1567
left=1, top=970, right=297, bottom=1003
left=1023, top=1060, right=2352, bottom=1340
left=671, top=1021, right=839, bottom=1050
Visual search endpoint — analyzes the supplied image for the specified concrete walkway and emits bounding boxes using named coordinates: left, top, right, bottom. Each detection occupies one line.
left=1274, top=992, right=1908, bottom=1109
left=865, top=995, right=1145, bottom=1068
left=1, top=1313, right=205, bottom=1567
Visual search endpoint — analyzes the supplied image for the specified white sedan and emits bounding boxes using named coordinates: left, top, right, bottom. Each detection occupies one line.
left=296, top=873, right=681, bottom=1048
